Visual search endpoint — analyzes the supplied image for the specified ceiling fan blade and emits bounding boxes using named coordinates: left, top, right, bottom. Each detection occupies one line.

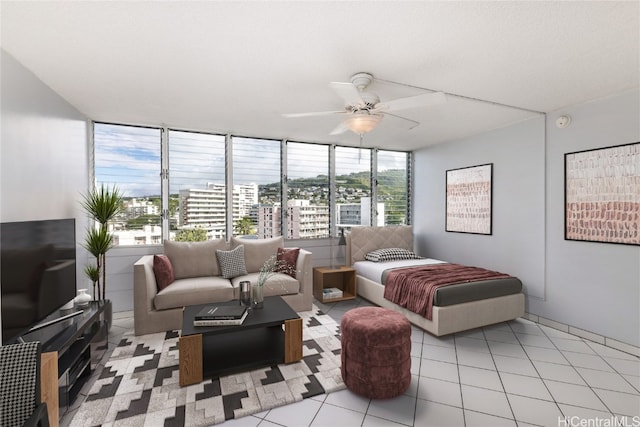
left=329, top=121, right=349, bottom=135
left=373, top=91, right=446, bottom=112
left=282, top=110, right=345, bottom=118
left=329, top=82, right=365, bottom=106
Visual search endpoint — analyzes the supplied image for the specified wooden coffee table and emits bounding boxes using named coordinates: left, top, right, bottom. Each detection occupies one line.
left=179, top=295, right=303, bottom=386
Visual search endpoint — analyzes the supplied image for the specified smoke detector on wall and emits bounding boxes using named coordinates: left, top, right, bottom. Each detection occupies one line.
left=555, top=115, right=572, bottom=128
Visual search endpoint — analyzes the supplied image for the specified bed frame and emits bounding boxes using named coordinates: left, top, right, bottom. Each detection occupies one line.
left=346, top=225, right=525, bottom=336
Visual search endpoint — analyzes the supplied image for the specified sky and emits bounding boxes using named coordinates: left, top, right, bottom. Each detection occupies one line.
left=95, top=123, right=407, bottom=197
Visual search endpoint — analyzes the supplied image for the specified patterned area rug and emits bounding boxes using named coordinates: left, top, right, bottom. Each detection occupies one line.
left=70, top=307, right=344, bottom=426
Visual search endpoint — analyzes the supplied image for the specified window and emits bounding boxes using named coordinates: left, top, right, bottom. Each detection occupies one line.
left=377, top=150, right=410, bottom=225
left=93, top=123, right=162, bottom=245
left=168, top=130, right=226, bottom=241
left=232, top=137, right=281, bottom=238
left=335, top=146, right=372, bottom=227
left=287, top=142, right=330, bottom=239
left=93, top=121, right=410, bottom=245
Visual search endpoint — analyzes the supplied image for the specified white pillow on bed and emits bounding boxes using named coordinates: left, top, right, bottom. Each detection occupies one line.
left=365, top=248, right=421, bottom=262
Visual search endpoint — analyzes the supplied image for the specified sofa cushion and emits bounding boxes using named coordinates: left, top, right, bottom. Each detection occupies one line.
left=153, top=255, right=175, bottom=291
left=154, top=276, right=234, bottom=310
left=275, top=247, right=299, bottom=278
left=164, top=239, right=227, bottom=279
left=231, top=236, right=283, bottom=273
left=216, top=245, right=248, bottom=279
left=231, top=273, right=300, bottom=298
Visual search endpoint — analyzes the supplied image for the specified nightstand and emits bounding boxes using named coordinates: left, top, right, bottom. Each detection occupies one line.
left=313, top=266, right=356, bottom=303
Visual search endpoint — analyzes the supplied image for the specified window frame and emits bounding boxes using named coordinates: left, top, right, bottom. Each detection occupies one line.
left=92, top=121, right=411, bottom=245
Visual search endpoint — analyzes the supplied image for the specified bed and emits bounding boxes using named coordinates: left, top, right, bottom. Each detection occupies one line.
left=346, top=225, right=525, bottom=336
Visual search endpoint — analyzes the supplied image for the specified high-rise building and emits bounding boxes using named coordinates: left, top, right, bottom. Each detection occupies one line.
left=336, top=197, right=385, bottom=227
left=121, top=198, right=160, bottom=220
left=179, top=183, right=258, bottom=239
left=257, top=204, right=281, bottom=238
left=258, top=200, right=330, bottom=239
left=287, top=199, right=329, bottom=239
left=233, top=183, right=259, bottom=220
left=112, top=225, right=163, bottom=245
left=150, top=184, right=380, bottom=240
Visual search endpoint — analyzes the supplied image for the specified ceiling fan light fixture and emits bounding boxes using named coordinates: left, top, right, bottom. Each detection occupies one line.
left=344, top=112, right=383, bottom=134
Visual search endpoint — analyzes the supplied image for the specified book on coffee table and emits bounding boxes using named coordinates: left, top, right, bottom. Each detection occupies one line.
left=195, top=305, right=247, bottom=320
left=193, top=308, right=248, bottom=326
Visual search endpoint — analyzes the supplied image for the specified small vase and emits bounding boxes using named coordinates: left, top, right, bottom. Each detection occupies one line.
left=239, top=281, right=252, bottom=307
left=75, top=289, right=92, bottom=307
left=251, top=283, right=264, bottom=309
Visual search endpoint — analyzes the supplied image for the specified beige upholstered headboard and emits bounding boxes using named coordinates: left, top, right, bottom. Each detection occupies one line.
left=346, top=225, right=414, bottom=265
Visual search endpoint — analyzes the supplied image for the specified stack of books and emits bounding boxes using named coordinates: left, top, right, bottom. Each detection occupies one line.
left=193, top=305, right=248, bottom=326
left=322, top=287, right=343, bottom=300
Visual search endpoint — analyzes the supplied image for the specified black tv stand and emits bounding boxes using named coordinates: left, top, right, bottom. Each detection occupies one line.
left=26, top=309, right=84, bottom=334
left=19, top=300, right=110, bottom=421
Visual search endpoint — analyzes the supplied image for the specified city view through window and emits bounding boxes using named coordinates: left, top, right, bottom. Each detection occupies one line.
left=94, top=123, right=410, bottom=245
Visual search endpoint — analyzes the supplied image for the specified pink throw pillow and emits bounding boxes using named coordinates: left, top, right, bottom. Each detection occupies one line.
left=275, top=247, right=299, bottom=278
left=153, top=254, right=175, bottom=291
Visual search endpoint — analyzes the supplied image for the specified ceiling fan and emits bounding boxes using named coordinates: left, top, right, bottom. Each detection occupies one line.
left=283, top=72, right=446, bottom=135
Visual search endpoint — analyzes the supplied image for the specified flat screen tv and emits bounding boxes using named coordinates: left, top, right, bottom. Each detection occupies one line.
left=1, top=218, right=77, bottom=344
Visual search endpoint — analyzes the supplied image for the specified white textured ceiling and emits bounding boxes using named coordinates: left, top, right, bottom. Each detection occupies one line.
left=1, top=1, right=638, bottom=151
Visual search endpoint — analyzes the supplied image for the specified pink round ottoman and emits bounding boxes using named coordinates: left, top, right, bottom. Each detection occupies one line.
left=341, top=307, right=411, bottom=399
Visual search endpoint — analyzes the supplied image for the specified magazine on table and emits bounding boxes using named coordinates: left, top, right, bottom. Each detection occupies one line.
left=194, top=309, right=248, bottom=326
left=195, top=305, right=247, bottom=320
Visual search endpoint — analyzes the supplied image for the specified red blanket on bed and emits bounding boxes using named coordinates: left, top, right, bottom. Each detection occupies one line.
left=383, top=263, right=513, bottom=320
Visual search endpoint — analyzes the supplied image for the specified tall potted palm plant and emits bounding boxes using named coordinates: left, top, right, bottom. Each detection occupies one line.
left=81, top=184, right=123, bottom=301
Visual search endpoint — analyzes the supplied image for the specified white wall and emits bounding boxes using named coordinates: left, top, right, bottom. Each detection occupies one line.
left=413, top=117, right=546, bottom=301
left=1, top=50, right=89, bottom=342
left=538, top=90, right=640, bottom=347
left=1, top=51, right=88, bottom=222
left=414, top=90, right=640, bottom=347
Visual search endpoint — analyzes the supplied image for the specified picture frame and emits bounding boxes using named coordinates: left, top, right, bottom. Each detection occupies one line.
left=446, top=163, right=493, bottom=235
left=565, top=142, right=639, bottom=246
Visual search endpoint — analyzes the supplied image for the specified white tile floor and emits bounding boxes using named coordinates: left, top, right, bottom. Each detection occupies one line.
left=63, top=297, right=640, bottom=427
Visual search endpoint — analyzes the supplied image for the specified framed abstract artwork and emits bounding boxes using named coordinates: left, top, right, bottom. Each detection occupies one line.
left=565, top=142, right=639, bottom=246
left=446, top=163, right=493, bottom=235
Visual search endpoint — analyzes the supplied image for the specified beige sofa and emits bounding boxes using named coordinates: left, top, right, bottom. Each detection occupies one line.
left=133, top=236, right=312, bottom=335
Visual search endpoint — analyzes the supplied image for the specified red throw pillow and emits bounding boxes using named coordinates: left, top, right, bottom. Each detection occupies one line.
left=275, top=247, right=299, bottom=278
left=153, top=254, right=175, bottom=291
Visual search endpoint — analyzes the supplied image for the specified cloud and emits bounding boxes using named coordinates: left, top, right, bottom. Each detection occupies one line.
left=94, top=124, right=407, bottom=197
